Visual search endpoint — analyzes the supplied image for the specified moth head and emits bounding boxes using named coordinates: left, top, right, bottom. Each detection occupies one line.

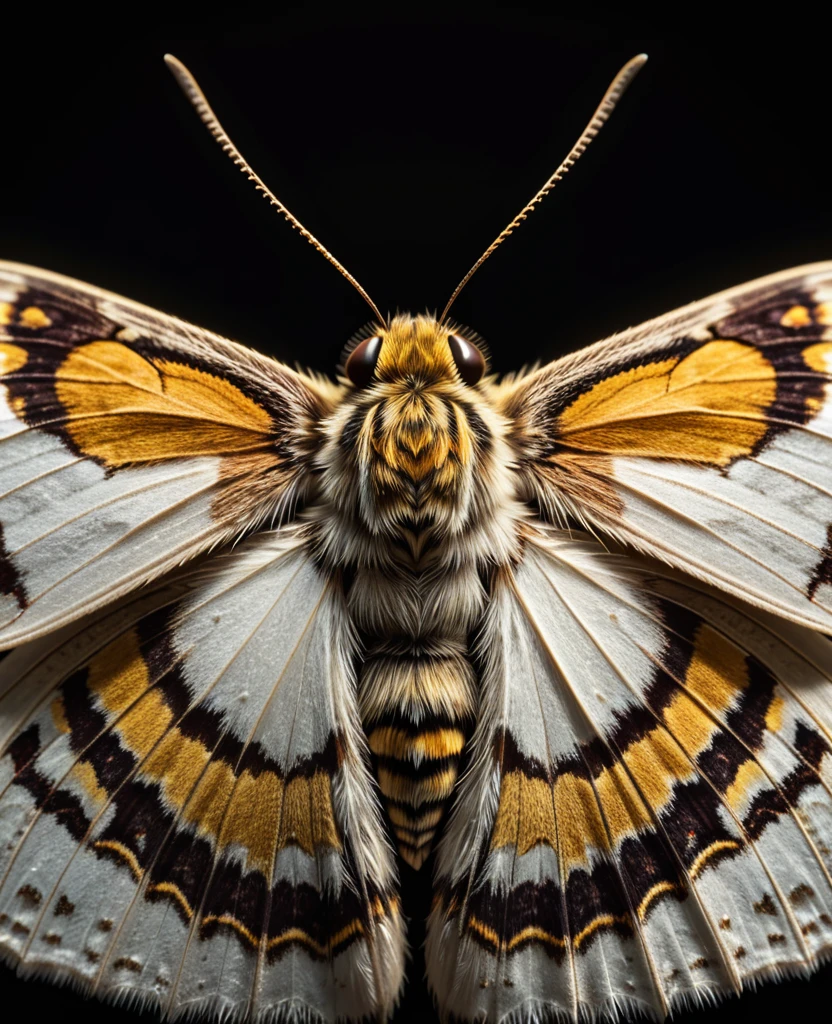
left=343, top=316, right=487, bottom=391
left=333, top=316, right=495, bottom=524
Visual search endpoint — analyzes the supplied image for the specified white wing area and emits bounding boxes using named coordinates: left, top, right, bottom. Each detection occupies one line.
left=429, top=528, right=832, bottom=1023
left=0, top=408, right=226, bottom=646
left=602, top=424, right=832, bottom=631
left=0, top=526, right=404, bottom=1022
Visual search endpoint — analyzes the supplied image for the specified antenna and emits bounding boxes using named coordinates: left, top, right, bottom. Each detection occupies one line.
left=164, top=54, right=386, bottom=327
left=439, top=54, right=648, bottom=324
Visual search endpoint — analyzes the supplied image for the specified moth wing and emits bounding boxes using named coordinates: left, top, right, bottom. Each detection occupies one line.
left=495, top=262, right=832, bottom=630
left=0, top=525, right=404, bottom=1022
left=428, top=528, right=832, bottom=1021
left=0, top=262, right=338, bottom=646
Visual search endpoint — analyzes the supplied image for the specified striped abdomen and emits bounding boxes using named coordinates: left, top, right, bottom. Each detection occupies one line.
left=360, top=641, right=477, bottom=870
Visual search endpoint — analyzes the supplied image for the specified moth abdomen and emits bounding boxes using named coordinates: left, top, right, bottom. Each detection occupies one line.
left=361, top=654, right=475, bottom=870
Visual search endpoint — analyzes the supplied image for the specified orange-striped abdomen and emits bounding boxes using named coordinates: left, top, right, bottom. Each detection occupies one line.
left=360, top=643, right=476, bottom=870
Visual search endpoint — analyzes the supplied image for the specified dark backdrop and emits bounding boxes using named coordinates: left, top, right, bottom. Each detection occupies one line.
left=1, top=10, right=831, bottom=1024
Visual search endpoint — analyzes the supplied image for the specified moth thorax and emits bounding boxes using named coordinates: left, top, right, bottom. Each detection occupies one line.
left=351, top=386, right=486, bottom=533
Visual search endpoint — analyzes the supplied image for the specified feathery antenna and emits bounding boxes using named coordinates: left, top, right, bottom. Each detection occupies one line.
left=164, top=54, right=386, bottom=327
left=438, top=54, right=648, bottom=324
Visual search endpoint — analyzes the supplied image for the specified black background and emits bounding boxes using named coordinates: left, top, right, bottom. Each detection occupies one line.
left=2, top=9, right=832, bottom=1024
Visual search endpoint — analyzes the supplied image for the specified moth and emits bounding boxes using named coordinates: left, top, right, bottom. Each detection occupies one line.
left=1, top=49, right=831, bottom=1024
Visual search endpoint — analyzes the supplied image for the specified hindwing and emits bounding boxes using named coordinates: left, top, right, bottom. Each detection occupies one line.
left=428, top=528, right=832, bottom=1021
left=0, top=527, right=404, bottom=1021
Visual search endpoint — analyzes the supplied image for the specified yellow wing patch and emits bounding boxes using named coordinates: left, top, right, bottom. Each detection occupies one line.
left=69, top=629, right=341, bottom=874
left=18, top=306, right=52, bottom=329
left=0, top=343, right=27, bottom=375
left=781, top=302, right=832, bottom=328
left=54, top=341, right=275, bottom=467
left=781, top=305, right=814, bottom=328
left=803, top=342, right=832, bottom=374
left=557, top=340, right=776, bottom=466
left=0, top=303, right=52, bottom=329
left=490, top=622, right=751, bottom=868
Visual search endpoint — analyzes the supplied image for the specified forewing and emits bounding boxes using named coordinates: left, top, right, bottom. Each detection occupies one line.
left=0, top=262, right=337, bottom=646
left=428, top=527, right=832, bottom=1021
left=0, top=526, right=404, bottom=1022
left=496, top=262, right=832, bottom=630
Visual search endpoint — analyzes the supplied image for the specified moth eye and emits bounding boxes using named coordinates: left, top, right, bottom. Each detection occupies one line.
left=345, top=335, right=382, bottom=387
left=448, top=334, right=485, bottom=386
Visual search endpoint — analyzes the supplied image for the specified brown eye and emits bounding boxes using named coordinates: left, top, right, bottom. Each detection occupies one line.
left=345, top=335, right=382, bottom=387
left=448, top=334, right=485, bottom=386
